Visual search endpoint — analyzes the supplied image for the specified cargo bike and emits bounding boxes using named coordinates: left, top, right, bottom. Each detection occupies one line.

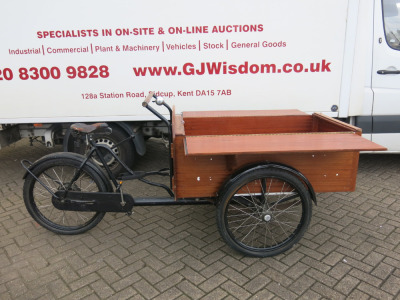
left=21, top=93, right=386, bottom=257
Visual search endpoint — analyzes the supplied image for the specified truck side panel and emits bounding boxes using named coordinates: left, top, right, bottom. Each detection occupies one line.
left=0, top=0, right=349, bottom=123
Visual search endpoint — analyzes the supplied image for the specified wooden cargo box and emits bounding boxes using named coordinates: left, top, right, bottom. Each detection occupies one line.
left=171, top=109, right=386, bottom=199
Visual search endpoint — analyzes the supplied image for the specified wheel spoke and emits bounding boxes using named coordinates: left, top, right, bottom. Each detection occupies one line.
left=52, top=168, right=66, bottom=190
left=240, top=219, right=264, bottom=244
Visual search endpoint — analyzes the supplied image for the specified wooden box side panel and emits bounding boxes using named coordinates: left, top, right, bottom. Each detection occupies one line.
left=182, top=109, right=308, bottom=118
left=183, top=115, right=313, bottom=136
left=313, top=113, right=362, bottom=135
left=172, top=113, right=185, bottom=139
left=174, top=136, right=359, bottom=199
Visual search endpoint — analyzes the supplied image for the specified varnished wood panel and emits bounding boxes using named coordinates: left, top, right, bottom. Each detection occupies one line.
left=171, top=109, right=386, bottom=199
left=173, top=135, right=361, bottom=198
left=182, top=109, right=307, bottom=118
left=313, top=113, right=362, bottom=135
left=184, top=133, right=387, bottom=156
left=182, top=110, right=313, bottom=136
left=172, top=113, right=185, bottom=137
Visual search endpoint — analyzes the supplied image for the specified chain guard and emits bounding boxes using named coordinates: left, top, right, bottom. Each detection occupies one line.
left=52, top=191, right=134, bottom=212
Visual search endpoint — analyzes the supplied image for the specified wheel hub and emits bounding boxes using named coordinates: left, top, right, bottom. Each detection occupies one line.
left=263, top=214, right=272, bottom=222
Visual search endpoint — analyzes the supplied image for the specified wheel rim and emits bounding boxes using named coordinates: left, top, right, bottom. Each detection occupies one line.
left=225, top=176, right=305, bottom=253
left=30, top=165, right=101, bottom=230
left=92, top=137, right=119, bottom=169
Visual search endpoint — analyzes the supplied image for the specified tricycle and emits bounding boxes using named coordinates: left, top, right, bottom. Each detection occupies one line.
left=21, top=92, right=386, bottom=257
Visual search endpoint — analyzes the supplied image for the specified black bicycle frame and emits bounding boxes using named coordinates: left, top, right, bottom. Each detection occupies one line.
left=143, top=100, right=174, bottom=188
left=81, top=139, right=175, bottom=197
left=60, top=95, right=176, bottom=198
left=21, top=93, right=213, bottom=209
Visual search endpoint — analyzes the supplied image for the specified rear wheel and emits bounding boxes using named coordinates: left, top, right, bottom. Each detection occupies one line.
left=217, top=168, right=312, bottom=257
left=66, top=124, right=135, bottom=176
left=23, top=157, right=107, bottom=234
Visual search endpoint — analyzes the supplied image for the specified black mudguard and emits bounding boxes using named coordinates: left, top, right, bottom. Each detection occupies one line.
left=218, top=162, right=317, bottom=205
left=22, top=152, right=113, bottom=192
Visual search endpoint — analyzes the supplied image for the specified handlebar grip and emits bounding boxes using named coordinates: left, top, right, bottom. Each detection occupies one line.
left=142, top=91, right=155, bottom=107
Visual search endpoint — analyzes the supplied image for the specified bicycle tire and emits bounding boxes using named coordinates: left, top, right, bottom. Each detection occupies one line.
left=23, top=156, right=108, bottom=234
left=216, top=168, right=312, bottom=257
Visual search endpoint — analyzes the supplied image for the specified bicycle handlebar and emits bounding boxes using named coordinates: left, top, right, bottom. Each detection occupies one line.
left=141, top=91, right=174, bottom=187
left=142, top=91, right=155, bottom=107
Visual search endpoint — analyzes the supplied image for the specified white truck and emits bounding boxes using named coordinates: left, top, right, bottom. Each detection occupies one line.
left=1, top=0, right=399, bottom=173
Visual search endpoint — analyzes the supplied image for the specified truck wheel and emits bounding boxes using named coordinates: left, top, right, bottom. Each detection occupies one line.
left=216, top=168, right=312, bottom=257
left=66, top=124, right=135, bottom=176
left=91, top=125, right=135, bottom=175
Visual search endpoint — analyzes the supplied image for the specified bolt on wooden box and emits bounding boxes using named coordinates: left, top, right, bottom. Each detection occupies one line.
left=171, top=109, right=386, bottom=199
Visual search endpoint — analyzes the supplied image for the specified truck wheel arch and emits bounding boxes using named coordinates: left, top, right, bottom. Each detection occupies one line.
left=63, top=122, right=146, bottom=174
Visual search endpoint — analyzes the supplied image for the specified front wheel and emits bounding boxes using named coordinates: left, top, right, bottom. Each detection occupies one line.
left=23, top=157, right=108, bottom=234
left=216, top=168, right=312, bottom=257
